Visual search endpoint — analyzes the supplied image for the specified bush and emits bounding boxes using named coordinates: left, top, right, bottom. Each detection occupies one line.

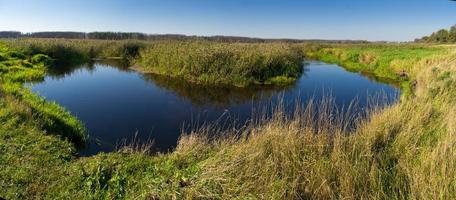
left=5, top=50, right=26, bottom=59
left=31, top=54, right=53, bottom=66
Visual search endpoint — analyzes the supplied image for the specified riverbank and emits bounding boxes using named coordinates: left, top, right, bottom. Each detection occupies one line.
left=304, top=43, right=449, bottom=97
left=3, top=39, right=305, bottom=87
left=0, top=44, right=87, bottom=198
left=1, top=40, right=455, bottom=199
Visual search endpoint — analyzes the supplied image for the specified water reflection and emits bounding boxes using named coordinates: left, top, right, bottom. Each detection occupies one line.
left=30, top=59, right=400, bottom=155
left=47, top=59, right=310, bottom=107
left=46, top=59, right=130, bottom=79
left=141, top=73, right=295, bottom=107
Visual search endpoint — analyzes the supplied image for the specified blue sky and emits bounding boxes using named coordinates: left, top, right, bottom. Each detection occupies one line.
left=0, top=0, right=455, bottom=41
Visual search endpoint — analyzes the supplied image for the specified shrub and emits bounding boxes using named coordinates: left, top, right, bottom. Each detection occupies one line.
left=31, top=54, right=53, bottom=66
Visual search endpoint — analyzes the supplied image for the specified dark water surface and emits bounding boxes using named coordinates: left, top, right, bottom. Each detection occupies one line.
left=30, top=60, right=400, bottom=155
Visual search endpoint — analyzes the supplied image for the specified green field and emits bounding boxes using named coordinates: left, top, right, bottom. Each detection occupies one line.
left=1, top=39, right=455, bottom=199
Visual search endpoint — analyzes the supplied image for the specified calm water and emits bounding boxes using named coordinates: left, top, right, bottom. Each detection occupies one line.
left=30, top=60, right=400, bottom=155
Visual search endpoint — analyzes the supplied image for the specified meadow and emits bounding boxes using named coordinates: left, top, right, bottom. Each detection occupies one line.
left=1, top=38, right=455, bottom=199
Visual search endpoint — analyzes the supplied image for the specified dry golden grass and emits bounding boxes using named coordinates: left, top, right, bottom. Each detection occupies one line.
left=167, top=48, right=456, bottom=199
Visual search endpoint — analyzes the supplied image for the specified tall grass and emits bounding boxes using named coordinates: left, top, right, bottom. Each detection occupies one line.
left=304, top=43, right=449, bottom=96
left=165, top=45, right=456, bottom=199
left=175, top=98, right=361, bottom=199
left=1, top=38, right=146, bottom=63
left=136, top=40, right=304, bottom=86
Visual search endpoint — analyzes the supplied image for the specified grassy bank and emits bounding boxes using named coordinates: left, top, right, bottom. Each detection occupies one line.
left=160, top=44, right=455, bottom=199
left=2, top=38, right=146, bottom=64
left=1, top=41, right=456, bottom=199
left=304, top=43, right=449, bottom=96
left=0, top=43, right=88, bottom=198
left=0, top=44, right=87, bottom=144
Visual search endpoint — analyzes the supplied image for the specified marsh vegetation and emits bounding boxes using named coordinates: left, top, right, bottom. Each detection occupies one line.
left=135, top=41, right=304, bottom=86
left=1, top=37, right=455, bottom=199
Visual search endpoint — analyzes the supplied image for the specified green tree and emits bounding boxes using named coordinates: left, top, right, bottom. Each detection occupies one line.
left=416, top=25, right=456, bottom=43
left=434, top=29, right=450, bottom=43
left=449, top=25, right=456, bottom=42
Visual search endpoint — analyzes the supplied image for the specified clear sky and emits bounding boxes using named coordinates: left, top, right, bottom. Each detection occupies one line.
left=0, top=0, right=455, bottom=41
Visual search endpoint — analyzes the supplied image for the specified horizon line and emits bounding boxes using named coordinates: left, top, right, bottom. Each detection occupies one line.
left=0, top=30, right=413, bottom=43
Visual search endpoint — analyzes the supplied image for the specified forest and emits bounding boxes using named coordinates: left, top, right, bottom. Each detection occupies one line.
left=416, top=24, right=456, bottom=43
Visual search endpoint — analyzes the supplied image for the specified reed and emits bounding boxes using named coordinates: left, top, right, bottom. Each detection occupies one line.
left=1, top=38, right=146, bottom=63
left=135, top=40, right=304, bottom=86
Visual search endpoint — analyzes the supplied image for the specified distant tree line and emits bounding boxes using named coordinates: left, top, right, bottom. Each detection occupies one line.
left=0, top=31, right=369, bottom=44
left=416, top=25, right=456, bottom=43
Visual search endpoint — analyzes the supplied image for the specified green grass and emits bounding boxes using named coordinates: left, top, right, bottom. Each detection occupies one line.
left=0, top=97, right=76, bottom=198
left=135, top=40, right=304, bottom=87
left=2, top=38, right=147, bottom=64
left=39, top=150, right=207, bottom=199
left=1, top=41, right=456, bottom=199
left=304, top=43, right=449, bottom=96
left=0, top=43, right=89, bottom=198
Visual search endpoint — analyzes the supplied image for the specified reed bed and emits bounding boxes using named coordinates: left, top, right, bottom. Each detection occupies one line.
left=136, top=40, right=304, bottom=86
left=3, top=39, right=305, bottom=87
left=1, top=38, right=146, bottom=63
